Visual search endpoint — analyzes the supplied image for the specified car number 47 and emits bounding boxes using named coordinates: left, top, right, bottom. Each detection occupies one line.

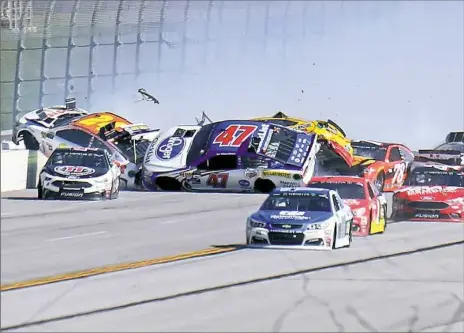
left=213, top=125, right=257, bottom=147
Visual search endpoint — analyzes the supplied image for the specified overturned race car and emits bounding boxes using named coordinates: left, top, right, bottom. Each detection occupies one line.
left=246, top=187, right=353, bottom=249
left=141, top=120, right=321, bottom=193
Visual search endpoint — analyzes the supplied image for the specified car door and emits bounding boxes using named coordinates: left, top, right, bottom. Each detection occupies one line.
left=187, top=155, right=246, bottom=192
left=331, top=193, right=346, bottom=239
left=385, top=145, right=407, bottom=191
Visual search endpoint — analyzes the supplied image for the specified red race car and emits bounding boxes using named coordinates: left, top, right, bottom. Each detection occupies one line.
left=348, top=140, right=415, bottom=193
left=391, top=162, right=464, bottom=222
left=308, top=176, right=388, bottom=236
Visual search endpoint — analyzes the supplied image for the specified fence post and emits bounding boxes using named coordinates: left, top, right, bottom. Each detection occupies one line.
left=111, top=0, right=124, bottom=108
left=11, top=0, right=27, bottom=125
left=64, top=0, right=80, bottom=102
left=156, top=0, right=168, bottom=80
left=85, top=0, right=101, bottom=111
left=38, top=0, right=56, bottom=108
left=180, top=0, right=191, bottom=73
left=135, top=0, right=146, bottom=82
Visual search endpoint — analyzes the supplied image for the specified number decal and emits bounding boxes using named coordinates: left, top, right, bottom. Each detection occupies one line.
left=213, top=125, right=257, bottom=147
left=392, top=162, right=406, bottom=186
left=206, top=173, right=229, bottom=188
left=75, top=114, right=129, bottom=134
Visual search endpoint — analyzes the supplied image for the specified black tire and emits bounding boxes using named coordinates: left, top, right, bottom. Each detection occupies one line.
left=368, top=210, right=373, bottom=235
left=37, top=183, right=43, bottom=199
left=347, top=220, right=353, bottom=247
left=382, top=206, right=388, bottom=231
left=23, top=132, right=40, bottom=150
left=332, top=226, right=337, bottom=249
left=254, top=179, right=276, bottom=194
left=375, top=172, right=385, bottom=192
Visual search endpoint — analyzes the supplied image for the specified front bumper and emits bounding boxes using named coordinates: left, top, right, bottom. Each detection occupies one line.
left=351, top=216, right=370, bottom=236
left=392, top=210, right=463, bottom=222
left=42, top=179, right=112, bottom=200
left=247, top=227, right=334, bottom=249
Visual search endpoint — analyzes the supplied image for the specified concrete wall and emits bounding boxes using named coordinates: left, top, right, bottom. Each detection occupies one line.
left=1, top=150, right=47, bottom=192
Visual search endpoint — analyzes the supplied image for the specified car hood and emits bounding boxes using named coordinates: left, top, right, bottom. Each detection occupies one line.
left=251, top=210, right=333, bottom=224
left=45, top=165, right=109, bottom=179
left=394, top=186, right=464, bottom=201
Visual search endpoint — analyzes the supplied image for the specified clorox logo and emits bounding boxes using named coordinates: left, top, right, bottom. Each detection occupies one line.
left=156, top=137, right=185, bottom=160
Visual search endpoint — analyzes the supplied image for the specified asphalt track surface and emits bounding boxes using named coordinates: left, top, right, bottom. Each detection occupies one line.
left=1, top=190, right=463, bottom=331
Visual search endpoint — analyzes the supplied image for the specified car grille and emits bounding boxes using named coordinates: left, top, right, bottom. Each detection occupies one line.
left=51, top=180, right=93, bottom=189
left=270, top=224, right=303, bottom=230
left=268, top=232, right=304, bottom=246
left=408, top=201, right=449, bottom=210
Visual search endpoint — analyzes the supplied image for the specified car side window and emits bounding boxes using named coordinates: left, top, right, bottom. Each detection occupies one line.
left=89, top=136, right=109, bottom=151
left=332, top=194, right=341, bottom=211
left=367, top=183, right=376, bottom=199
left=389, top=147, right=402, bottom=162
left=56, top=129, right=92, bottom=147
left=400, top=146, right=414, bottom=162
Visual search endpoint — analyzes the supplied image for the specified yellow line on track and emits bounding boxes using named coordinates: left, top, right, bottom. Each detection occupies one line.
left=1, top=246, right=237, bottom=292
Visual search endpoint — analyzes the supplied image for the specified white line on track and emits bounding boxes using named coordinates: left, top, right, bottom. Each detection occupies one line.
left=1, top=212, right=14, bottom=216
left=46, top=231, right=108, bottom=242
left=160, top=220, right=182, bottom=225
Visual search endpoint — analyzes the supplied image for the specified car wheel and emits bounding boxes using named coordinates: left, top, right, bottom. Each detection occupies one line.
left=347, top=220, right=353, bottom=247
left=332, top=225, right=337, bottom=249
left=23, top=132, right=40, bottom=150
left=368, top=210, right=373, bottom=235
left=37, top=183, right=43, bottom=199
left=375, top=172, right=385, bottom=192
left=382, top=206, right=388, bottom=231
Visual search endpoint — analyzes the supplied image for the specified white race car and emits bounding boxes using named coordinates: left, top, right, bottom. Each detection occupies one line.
left=246, top=187, right=353, bottom=249
left=12, top=98, right=88, bottom=150
left=38, top=147, right=121, bottom=200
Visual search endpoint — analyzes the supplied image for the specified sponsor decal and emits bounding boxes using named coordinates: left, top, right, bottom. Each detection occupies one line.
left=270, top=211, right=309, bottom=220
left=414, top=213, right=440, bottom=219
left=238, top=179, right=251, bottom=188
left=263, top=170, right=291, bottom=178
left=280, top=181, right=301, bottom=187
left=156, top=137, right=185, bottom=160
left=54, top=166, right=95, bottom=176
left=257, top=124, right=271, bottom=151
left=60, top=192, right=84, bottom=198
left=406, top=186, right=457, bottom=196
left=269, top=229, right=301, bottom=234
left=265, top=142, right=280, bottom=158
left=244, top=168, right=258, bottom=179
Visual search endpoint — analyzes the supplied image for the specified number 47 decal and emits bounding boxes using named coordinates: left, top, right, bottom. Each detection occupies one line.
left=213, top=125, right=257, bottom=147
left=207, top=173, right=229, bottom=188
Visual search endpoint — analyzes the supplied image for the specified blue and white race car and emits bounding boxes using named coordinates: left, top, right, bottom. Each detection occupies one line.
left=246, top=187, right=353, bottom=249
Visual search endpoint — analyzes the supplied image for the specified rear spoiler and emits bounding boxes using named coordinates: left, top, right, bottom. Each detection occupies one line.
left=414, top=149, right=463, bottom=165
left=445, top=131, right=464, bottom=143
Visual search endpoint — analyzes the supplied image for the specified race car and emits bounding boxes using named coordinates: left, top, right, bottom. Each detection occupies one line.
left=445, top=131, right=464, bottom=144
left=307, top=176, right=388, bottom=236
left=251, top=112, right=354, bottom=169
left=141, top=120, right=321, bottom=193
left=391, top=162, right=464, bottom=222
left=38, top=147, right=121, bottom=200
left=245, top=187, right=353, bottom=249
left=414, top=131, right=464, bottom=166
left=333, top=140, right=415, bottom=192
left=12, top=98, right=88, bottom=150
left=39, top=111, right=160, bottom=190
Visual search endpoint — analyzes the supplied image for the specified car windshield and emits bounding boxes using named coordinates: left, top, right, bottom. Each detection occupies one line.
left=435, top=143, right=464, bottom=153
left=262, top=127, right=298, bottom=163
left=352, top=143, right=387, bottom=160
left=186, top=123, right=217, bottom=165
left=113, top=137, right=150, bottom=165
left=48, top=150, right=109, bottom=169
left=404, top=169, right=464, bottom=187
left=307, top=182, right=365, bottom=199
left=260, top=192, right=332, bottom=212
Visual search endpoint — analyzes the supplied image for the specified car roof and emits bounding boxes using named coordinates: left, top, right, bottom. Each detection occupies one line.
left=271, top=187, right=331, bottom=195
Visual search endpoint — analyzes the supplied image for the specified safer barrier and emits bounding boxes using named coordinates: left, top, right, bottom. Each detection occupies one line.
left=1, top=150, right=47, bottom=192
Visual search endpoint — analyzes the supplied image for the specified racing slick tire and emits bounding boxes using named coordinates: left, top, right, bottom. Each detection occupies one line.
left=375, top=172, right=385, bottom=192
left=23, top=132, right=40, bottom=150
left=332, top=226, right=337, bottom=249
left=37, top=183, right=47, bottom=200
left=382, top=206, right=388, bottom=231
left=347, top=220, right=353, bottom=247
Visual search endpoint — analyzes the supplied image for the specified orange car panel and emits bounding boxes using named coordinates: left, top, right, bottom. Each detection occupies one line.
left=72, top=112, right=132, bottom=135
